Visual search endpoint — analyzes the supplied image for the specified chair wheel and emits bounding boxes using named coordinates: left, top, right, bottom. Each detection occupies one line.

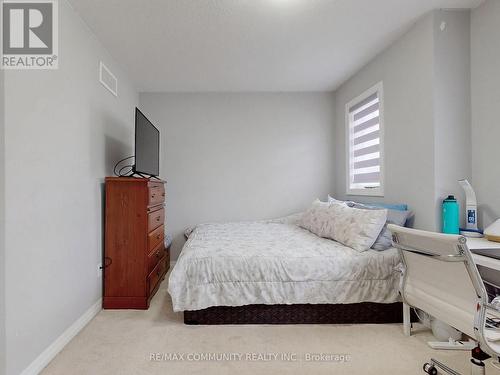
left=423, top=363, right=437, bottom=375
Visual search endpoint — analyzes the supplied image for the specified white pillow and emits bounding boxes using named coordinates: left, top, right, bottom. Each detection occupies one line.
left=299, top=199, right=336, bottom=238
left=326, top=201, right=387, bottom=252
left=327, top=195, right=342, bottom=204
left=346, top=201, right=412, bottom=251
left=299, top=199, right=387, bottom=252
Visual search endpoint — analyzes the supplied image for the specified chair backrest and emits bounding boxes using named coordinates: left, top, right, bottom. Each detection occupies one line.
left=388, top=224, right=487, bottom=339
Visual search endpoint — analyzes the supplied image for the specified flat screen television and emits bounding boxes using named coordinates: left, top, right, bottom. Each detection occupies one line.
left=134, top=108, right=160, bottom=177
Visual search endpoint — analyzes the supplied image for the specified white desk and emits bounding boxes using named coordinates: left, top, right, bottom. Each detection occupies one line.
left=468, top=237, right=500, bottom=271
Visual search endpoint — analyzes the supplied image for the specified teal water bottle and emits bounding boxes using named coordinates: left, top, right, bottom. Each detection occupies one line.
left=442, top=195, right=459, bottom=234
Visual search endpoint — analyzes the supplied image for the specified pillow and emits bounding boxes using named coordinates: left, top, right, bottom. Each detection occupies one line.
left=325, top=201, right=387, bottom=252
left=328, top=195, right=408, bottom=212
left=301, top=200, right=387, bottom=252
left=365, top=202, right=408, bottom=212
left=346, top=201, right=412, bottom=250
left=299, top=199, right=335, bottom=238
left=327, top=195, right=343, bottom=204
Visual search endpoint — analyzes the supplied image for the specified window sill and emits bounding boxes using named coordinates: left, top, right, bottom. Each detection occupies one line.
left=346, top=188, right=384, bottom=197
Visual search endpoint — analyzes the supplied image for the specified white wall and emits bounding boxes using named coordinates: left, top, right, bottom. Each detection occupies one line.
left=433, top=10, right=471, bottom=229
left=334, top=13, right=437, bottom=230
left=139, top=93, right=336, bottom=259
left=334, top=10, right=471, bottom=231
left=4, top=1, right=138, bottom=374
left=471, top=0, right=500, bottom=228
left=0, top=68, right=5, bottom=375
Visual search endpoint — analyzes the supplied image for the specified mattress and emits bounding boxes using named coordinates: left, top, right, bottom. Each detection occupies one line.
left=168, top=221, right=402, bottom=312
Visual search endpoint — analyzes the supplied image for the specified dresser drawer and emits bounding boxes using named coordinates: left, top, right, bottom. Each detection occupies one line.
left=148, top=225, right=164, bottom=252
left=148, top=255, right=167, bottom=295
left=148, top=208, right=164, bottom=232
left=148, top=181, right=164, bottom=189
left=147, top=242, right=166, bottom=274
left=148, top=185, right=165, bottom=206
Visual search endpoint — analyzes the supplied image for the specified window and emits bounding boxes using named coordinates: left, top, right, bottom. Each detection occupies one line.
left=346, top=82, right=384, bottom=196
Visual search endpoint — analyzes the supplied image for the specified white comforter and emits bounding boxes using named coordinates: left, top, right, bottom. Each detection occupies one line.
left=168, top=221, right=402, bottom=312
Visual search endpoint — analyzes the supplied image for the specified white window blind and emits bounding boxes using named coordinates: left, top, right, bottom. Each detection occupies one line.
left=346, top=82, right=384, bottom=196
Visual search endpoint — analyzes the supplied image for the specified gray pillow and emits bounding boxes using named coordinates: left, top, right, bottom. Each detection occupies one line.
left=346, top=201, right=411, bottom=251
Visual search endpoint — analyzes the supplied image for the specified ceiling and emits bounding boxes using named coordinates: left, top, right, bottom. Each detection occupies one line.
left=68, top=0, right=483, bottom=92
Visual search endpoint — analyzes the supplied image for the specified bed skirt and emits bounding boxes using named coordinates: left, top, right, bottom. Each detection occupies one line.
left=183, top=302, right=416, bottom=325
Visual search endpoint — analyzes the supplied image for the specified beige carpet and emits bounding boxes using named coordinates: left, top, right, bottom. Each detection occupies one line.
left=42, top=273, right=495, bottom=375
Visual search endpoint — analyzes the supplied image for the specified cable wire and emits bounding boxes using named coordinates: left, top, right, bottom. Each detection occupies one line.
left=413, top=307, right=431, bottom=328
left=118, top=165, right=134, bottom=177
left=113, top=156, right=134, bottom=176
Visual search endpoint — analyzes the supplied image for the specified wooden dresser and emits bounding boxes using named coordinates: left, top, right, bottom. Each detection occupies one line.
left=103, top=177, right=169, bottom=309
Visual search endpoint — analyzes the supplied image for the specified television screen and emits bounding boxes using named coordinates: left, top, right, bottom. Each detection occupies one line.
left=135, top=108, right=159, bottom=177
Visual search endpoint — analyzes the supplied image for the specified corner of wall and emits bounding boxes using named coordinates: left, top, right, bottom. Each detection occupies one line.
left=0, top=67, right=6, bottom=375
left=432, top=9, right=472, bottom=230
left=471, top=0, right=500, bottom=228
left=330, top=90, right=337, bottom=197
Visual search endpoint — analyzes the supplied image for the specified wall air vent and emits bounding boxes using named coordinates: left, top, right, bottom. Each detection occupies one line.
left=99, top=61, right=118, bottom=97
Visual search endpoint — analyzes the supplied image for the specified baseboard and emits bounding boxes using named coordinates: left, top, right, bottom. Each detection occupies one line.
left=21, top=298, right=102, bottom=375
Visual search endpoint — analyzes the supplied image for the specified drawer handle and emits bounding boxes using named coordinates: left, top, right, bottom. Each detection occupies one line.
left=156, top=234, right=161, bottom=240
left=156, top=251, right=161, bottom=258
left=156, top=217, right=160, bottom=222
left=103, top=257, right=113, bottom=268
left=161, top=193, right=165, bottom=197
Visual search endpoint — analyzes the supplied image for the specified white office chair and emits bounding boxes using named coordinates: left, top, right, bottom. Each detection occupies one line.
left=388, top=224, right=500, bottom=375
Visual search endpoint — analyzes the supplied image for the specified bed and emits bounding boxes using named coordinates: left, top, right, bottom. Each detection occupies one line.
left=168, top=218, right=412, bottom=324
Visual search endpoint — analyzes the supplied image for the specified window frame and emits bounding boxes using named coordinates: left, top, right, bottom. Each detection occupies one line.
left=345, top=81, right=385, bottom=197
